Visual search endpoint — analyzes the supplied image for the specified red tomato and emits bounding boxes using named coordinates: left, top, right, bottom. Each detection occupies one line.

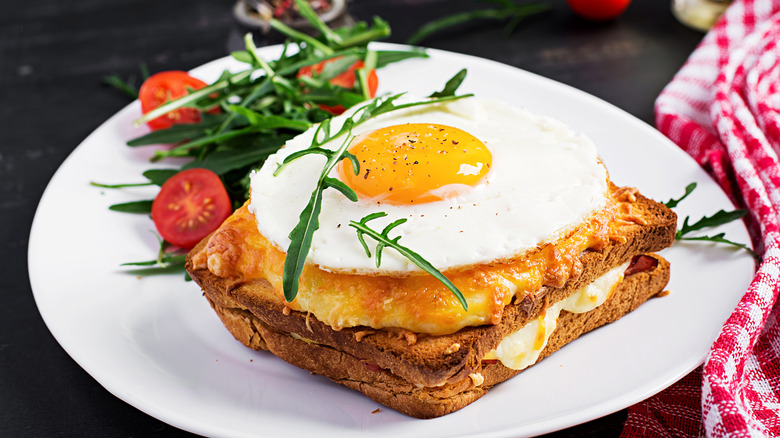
left=151, top=168, right=232, bottom=249
left=139, top=71, right=215, bottom=131
left=566, top=0, right=631, bottom=21
left=297, top=57, right=379, bottom=114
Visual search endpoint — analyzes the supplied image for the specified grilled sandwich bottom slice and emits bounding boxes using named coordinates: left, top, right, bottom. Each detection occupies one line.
left=196, top=254, right=670, bottom=418
left=185, top=186, right=677, bottom=418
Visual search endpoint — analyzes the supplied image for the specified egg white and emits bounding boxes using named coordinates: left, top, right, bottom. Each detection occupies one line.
left=248, top=96, right=608, bottom=274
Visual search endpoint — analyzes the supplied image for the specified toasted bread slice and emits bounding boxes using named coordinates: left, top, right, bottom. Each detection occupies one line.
left=204, top=255, right=669, bottom=418
left=185, top=188, right=676, bottom=417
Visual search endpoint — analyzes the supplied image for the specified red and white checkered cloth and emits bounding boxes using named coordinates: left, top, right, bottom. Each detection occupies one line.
left=621, top=1, right=780, bottom=437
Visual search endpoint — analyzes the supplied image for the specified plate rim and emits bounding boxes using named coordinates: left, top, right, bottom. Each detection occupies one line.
left=28, top=42, right=755, bottom=438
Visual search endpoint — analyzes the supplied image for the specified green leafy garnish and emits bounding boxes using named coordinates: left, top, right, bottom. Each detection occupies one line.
left=102, top=74, right=140, bottom=99
left=665, top=183, right=758, bottom=259
left=676, top=209, right=748, bottom=238
left=280, top=126, right=360, bottom=301
left=102, top=63, right=149, bottom=99
left=407, top=0, right=551, bottom=45
left=92, top=168, right=177, bottom=189
left=121, top=234, right=189, bottom=278
left=428, top=68, right=468, bottom=98
left=142, top=169, right=178, bottom=186
left=91, top=181, right=152, bottom=189
left=676, top=233, right=756, bottom=257
left=664, top=182, right=697, bottom=209
left=98, top=0, right=432, bottom=271
left=121, top=254, right=187, bottom=267
left=108, top=200, right=153, bottom=214
left=350, top=213, right=469, bottom=311
left=675, top=210, right=757, bottom=259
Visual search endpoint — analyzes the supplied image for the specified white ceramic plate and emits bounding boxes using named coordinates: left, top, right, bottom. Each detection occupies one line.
left=29, top=44, right=755, bottom=438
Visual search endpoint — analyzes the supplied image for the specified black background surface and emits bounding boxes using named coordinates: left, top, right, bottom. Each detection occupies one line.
left=2, top=0, right=703, bottom=436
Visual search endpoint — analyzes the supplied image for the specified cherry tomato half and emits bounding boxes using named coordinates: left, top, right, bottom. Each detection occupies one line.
left=151, top=168, right=232, bottom=249
left=297, top=57, right=379, bottom=115
left=566, top=0, right=631, bottom=21
left=139, top=71, right=216, bottom=131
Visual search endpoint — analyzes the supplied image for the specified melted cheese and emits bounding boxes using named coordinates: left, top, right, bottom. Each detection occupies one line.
left=482, top=262, right=629, bottom=370
left=201, top=193, right=623, bottom=335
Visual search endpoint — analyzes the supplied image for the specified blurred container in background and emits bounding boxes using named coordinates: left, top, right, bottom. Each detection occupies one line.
left=672, top=0, right=733, bottom=31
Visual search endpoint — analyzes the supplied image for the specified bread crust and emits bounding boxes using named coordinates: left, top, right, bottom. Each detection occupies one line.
left=185, top=189, right=676, bottom=417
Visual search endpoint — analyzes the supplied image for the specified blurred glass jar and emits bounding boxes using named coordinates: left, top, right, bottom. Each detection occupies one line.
left=672, top=0, right=733, bottom=31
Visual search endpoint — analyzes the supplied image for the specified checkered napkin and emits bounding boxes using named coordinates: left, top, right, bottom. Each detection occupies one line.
left=621, top=1, right=780, bottom=436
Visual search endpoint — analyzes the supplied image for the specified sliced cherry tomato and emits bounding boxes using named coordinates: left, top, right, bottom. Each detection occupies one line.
left=151, top=168, right=232, bottom=249
left=139, top=71, right=217, bottom=131
left=297, top=57, right=379, bottom=115
left=566, top=0, right=631, bottom=21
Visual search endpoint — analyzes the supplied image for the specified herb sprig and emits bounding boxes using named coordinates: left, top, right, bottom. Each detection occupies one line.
left=350, top=213, right=468, bottom=311
left=664, top=182, right=758, bottom=259
left=280, top=124, right=360, bottom=301
left=407, top=0, right=550, bottom=45
left=102, top=63, right=149, bottom=99
left=120, top=235, right=189, bottom=277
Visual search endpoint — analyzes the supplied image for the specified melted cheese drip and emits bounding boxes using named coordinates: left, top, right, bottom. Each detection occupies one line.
left=483, top=262, right=629, bottom=370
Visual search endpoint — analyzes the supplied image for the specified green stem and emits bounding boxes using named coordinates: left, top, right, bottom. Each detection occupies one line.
left=269, top=19, right=334, bottom=55
left=134, top=70, right=255, bottom=126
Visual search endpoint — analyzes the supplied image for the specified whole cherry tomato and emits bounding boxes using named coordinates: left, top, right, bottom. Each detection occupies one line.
left=139, top=71, right=216, bottom=131
left=566, top=0, right=631, bottom=21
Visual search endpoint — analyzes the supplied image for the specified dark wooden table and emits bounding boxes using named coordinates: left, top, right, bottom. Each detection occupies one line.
left=1, top=0, right=704, bottom=436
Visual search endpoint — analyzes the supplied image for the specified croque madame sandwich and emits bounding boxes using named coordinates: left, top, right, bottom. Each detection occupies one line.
left=185, top=95, right=676, bottom=418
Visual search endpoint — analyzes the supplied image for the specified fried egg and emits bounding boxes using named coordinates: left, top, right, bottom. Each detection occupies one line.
left=248, top=96, right=608, bottom=274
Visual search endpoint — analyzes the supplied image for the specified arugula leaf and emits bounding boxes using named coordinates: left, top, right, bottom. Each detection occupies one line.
left=676, top=209, right=748, bottom=239
left=338, top=16, right=392, bottom=48
left=349, top=213, right=469, bottom=311
left=429, top=68, right=467, bottom=98
left=295, top=0, right=344, bottom=46
left=406, top=1, right=550, bottom=45
left=664, top=182, right=696, bottom=208
left=122, top=263, right=188, bottom=277
left=102, top=64, right=148, bottom=99
left=142, top=169, right=178, bottom=186
left=270, top=20, right=334, bottom=55
left=109, top=200, right=153, bottom=213
left=374, top=49, right=429, bottom=68
left=677, top=233, right=758, bottom=259
left=102, top=74, right=139, bottom=99
left=90, top=168, right=176, bottom=189
left=150, top=117, right=311, bottom=162
left=281, top=131, right=359, bottom=301
left=121, top=234, right=190, bottom=277
left=359, top=50, right=377, bottom=100
left=122, top=254, right=187, bottom=267
left=230, top=50, right=253, bottom=64
left=666, top=183, right=757, bottom=259
left=182, top=140, right=290, bottom=175
left=91, top=181, right=152, bottom=189
left=127, top=115, right=228, bottom=146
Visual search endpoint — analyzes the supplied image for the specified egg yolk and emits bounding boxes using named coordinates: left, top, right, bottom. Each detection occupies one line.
left=339, top=123, right=492, bottom=205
